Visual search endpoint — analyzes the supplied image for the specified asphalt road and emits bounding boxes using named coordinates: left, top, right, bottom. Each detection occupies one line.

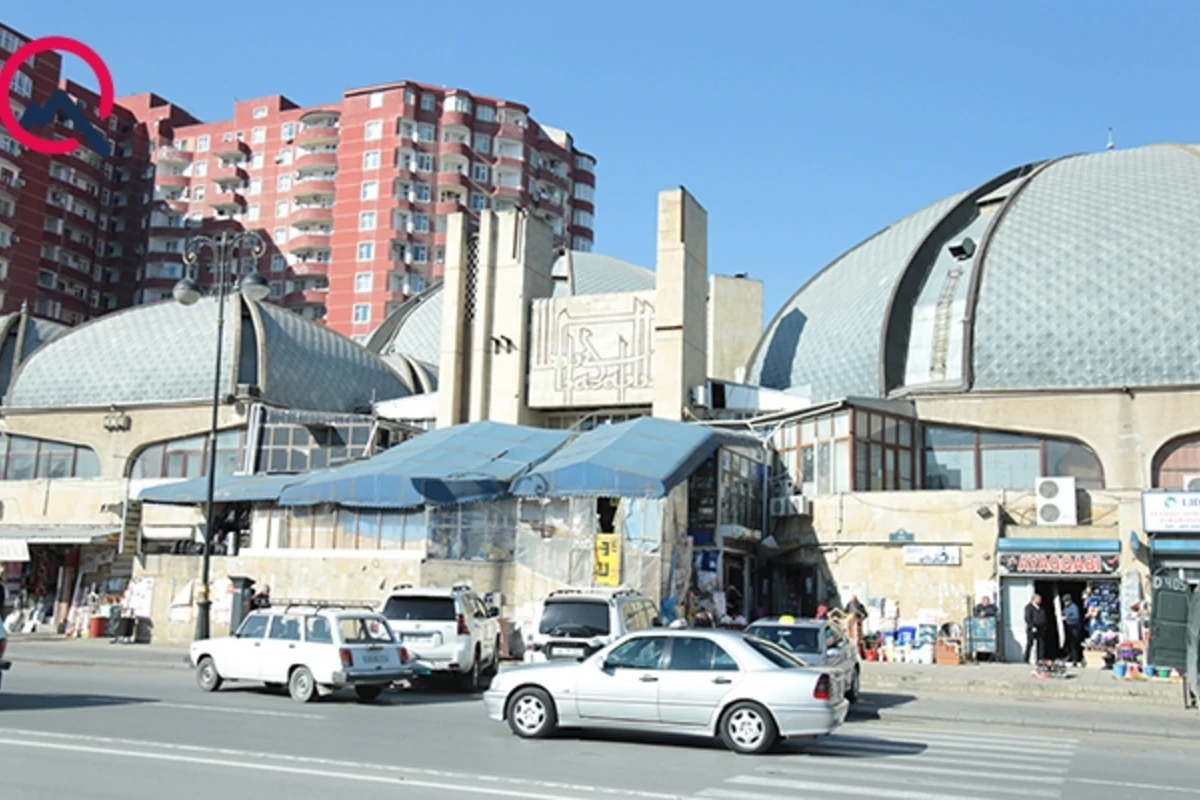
left=1, top=664, right=1197, bottom=800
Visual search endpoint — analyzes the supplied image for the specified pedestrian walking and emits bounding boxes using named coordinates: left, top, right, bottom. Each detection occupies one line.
left=1062, top=594, right=1084, bottom=666
left=1023, top=594, right=1047, bottom=663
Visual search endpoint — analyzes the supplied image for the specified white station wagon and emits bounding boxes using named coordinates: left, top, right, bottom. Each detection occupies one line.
left=190, top=604, right=415, bottom=703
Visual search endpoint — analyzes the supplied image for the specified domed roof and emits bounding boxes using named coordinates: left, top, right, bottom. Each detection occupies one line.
left=0, top=310, right=68, bottom=401
left=7, top=297, right=409, bottom=411
left=747, top=144, right=1200, bottom=401
left=367, top=250, right=655, bottom=387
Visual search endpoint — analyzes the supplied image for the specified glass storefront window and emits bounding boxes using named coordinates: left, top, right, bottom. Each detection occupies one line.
left=922, top=424, right=1104, bottom=491
left=0, top=434, right=98, bottom=480
left=132, top=430, right=244, bottom=480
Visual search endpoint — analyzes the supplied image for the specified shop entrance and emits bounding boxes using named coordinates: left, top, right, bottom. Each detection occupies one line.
left=1033, top=578, right=1087, bottom=660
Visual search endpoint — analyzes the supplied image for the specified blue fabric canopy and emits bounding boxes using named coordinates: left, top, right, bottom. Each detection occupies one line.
left=278, top=420, right=572, bottom=509
left=510, top=417, right=761, bottom=499
left=137, top=473, right=309, bottom=505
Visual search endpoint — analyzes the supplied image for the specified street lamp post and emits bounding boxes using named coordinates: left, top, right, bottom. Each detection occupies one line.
left=173, top=230, right=270, bottom=642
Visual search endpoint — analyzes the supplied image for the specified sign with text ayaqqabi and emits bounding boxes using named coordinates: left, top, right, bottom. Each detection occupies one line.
left=997, top=552, right=1120, bottom=577
left=594, top=532, right=621, bottom=587
left=1142, top=491, right=1200, bottom=534
left=0, top=36, right=114, bottom=156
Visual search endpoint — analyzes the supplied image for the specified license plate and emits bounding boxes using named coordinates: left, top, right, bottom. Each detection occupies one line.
left=402, top=633, right=433, bottom=640
left=360, top=653, right=389, bottom=664
left=553, top=647, right=584, bottom=657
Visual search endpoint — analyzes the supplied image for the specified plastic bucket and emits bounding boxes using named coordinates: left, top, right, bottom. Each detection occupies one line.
left=1113, top=663, right=1127, bottom=678
left=88, top=615, right=107, bottom=639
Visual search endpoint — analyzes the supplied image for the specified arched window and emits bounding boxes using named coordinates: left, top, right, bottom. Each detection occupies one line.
left=0, top=434, right=100, bottom=480
left=923, top=426, right=1104, bottom=491
left=1152, top=433, right=1200, bottom=489
left=130, top=429, right=244, bottom=480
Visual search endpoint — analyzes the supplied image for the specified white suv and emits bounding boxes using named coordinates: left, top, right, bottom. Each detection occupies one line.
left=380, top=583, right=501, bottom=691
left=189, top=604, right=414, bottom=703
left=525, top=587, right=662, bottom=662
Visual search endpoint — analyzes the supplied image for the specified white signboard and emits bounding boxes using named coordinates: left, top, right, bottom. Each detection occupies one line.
left=1141, top=491, right=1200, bottom=533
left=0, top=539, right=30, bottom=562
left=902, top=545, right=961, bottom=566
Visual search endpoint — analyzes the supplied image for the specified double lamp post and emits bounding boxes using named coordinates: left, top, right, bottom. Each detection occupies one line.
left=172, top=230, right=269, bottom=642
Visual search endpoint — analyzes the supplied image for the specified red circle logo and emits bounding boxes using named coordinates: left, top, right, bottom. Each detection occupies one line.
left=0, top=36, right=114, bottom=156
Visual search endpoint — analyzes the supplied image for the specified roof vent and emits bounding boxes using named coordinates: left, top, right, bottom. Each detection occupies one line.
left=948, top=237, right=976, bottom=261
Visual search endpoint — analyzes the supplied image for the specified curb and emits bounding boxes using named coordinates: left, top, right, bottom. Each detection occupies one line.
left=861, top=678, right=1180, bottom=707
left=19, top=655, right=191, bottom=672
left=862, top=704, right=1199, bottom=739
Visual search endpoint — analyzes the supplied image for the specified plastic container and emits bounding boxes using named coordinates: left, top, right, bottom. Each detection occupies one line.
left=1113, top=663, right=1127, bottom=678
left=896, top=627, right=916, bottom=646
left=88, top=615, right=107, bottom=639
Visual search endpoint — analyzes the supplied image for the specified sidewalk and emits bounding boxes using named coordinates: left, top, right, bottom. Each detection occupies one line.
left=859, top=660, right=1185, bottom=708
left=10, top=635, right=191, bottom=671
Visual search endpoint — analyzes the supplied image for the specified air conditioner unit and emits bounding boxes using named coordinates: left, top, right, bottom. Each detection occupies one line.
left=769, top=494, right=812, bottom=517
left=1035, top=476, right=1077, bottom=526
left=769, top=497, right=789, bottom=517
left=1182, top=474, right=1200, bottom=491
left=689, top=384, right=707, bottom=407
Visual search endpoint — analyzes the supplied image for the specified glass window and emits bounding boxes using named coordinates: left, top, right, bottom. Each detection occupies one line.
left=980, top=447, right=1041, bottom=490
left=898, top=420, right=913, bottom=448
left=382, top=596, right=455, bottom=621
left=605, top=636, right=666, bottom=670
left=834, top=412, right=849, bottom=438
left=869, top=414, right=884, bottom=441
left=667, top=637, right=737, bottom=671
left=1047, top=440, right=1104, bottom=489
left=924, top=426, right=976, bottom=448
left=855, top=441, right=868, bottom=490
left=268, top=616, right=302, bottom=641
left=834, top=439, right=850, bottom=493
left=884, top=416, right=898, bottom=445
left=337, top=616, right=393, bottom=644
left=539, top=600, right=610, bottom=636
left=746, top=625, right=820, bottom=655
left=237, top=615, right=269, bottom=639
left=744, top=637, right=805, bottom=669
left=899, top=450, right=913, bottom=490
left=800, top=446, right=815, bottom=494
left=854, top=410, right=869, bottom=439
left=979, top=430, right=1041, bottom=447
left=925, top=448, right=976, bottom=490
left=305, top=616, right=333, bottom=643
left=869, top=444, right=884, bottom=491
left=817, top=442, right=832, bottom=495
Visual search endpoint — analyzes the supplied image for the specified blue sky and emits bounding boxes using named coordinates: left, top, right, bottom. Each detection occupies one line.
left=8, top=2, right=1200, bottom=321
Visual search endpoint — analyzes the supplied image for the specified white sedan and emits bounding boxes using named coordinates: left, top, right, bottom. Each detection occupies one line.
left=483, top=628, right=848, bottom=755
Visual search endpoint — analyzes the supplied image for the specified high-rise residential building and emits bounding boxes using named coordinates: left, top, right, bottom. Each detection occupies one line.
left=136, top=82, right=596, bottom=338
left=0, top=22, right=185, bottom=322
left=2, top=20, right=596, bottom=338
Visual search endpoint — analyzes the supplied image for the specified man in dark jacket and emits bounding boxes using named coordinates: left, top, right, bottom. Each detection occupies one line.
left=1023, top=594, right=1047, bottom=663
left=1062, top=594, right=1084, bottom=666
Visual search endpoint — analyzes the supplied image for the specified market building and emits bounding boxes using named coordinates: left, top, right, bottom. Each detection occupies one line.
left=728, top=143, right=1200, bottom=661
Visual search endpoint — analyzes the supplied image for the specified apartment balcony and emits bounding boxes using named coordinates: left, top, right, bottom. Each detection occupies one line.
left=497, top=123, right=528, bottom=141
left=434, top=200, right=466, bottom=216
left=213, top=163, right=249, bottom=184
left=295, top=148, right=338, bottom=170
left=288, top=234, right=331, bottom=254
left=210, top=191, right=246, bottom=213
left=438, top=171, right=471, bottom=192
left=289, top=260, right=329, bottom=277
left=568, top=223, right=594, bottom=240
left=572, top=168, right=596, bottom=187
left=441, top=110, right=472, bottom=128
left=295, top=122, right=339, bottom=148
left=214, top=140, right=251, bottom=160
left=535, top=195, right=564, bottom=214
left=156, top=147, right=192, bottom=166
left=284, top=288, right=328, bottom=305
left=156, top=198, right=189, bottom=214
left=0, top=174, right=18, bottom=202
left=438, top=141, right=471, bottom=159
left=157, top=173, right=190, bottom=189
left=292, top=205, right=334, bottom=225
left=494, top=155, right=524, bottom=171
left=149, top=224, right=189, bottom=238
left=144, top=250, right=184, bottom=264
left=537, top=167, right=570, bottom=191
left=294, top=177, right=337, bottom=199
left=493, top=185, right=524, bottom=202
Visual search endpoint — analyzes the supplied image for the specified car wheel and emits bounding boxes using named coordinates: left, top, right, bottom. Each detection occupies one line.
left=719, top=701, right=778, bottom=755
left=460, top=647, right=483, bottom=692
left=488, top=636, right=502, bottom=673
left=355, top=685, right=384, bottom=703
left=288, top=666, right=316, bottom=703
left=507, top=687, right=557, bottom=739
left=847, top=668, right=861, bottom=703
left=196, top=657, right=222, bottom=692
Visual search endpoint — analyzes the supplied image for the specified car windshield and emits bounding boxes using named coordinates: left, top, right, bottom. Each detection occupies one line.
left=744, top=635, right=808, bottom=669
left=747, top=625, right=821, bottom=654
left=338, top=616, right=394, bottom=644
left=382, top=596, right=455, bottom=621
left=539, top=600, right=610, bottom=636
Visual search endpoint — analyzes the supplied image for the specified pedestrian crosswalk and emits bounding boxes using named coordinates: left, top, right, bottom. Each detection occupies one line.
left=692, top=724, right=1079, bottom=800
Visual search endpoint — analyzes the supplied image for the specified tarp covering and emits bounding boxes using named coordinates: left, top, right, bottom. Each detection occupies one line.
left=278, top=420, right=572, bottom=509
left=995, top=538, right=1121, bottom=553
left=137, top=473, right=310, bottom=505
left=510, top=417, right=760, bottom=499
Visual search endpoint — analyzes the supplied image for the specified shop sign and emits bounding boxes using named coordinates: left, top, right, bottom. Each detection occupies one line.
left=1142, top=491, right=1200, bottom=533
left=0, top=539, right=30, bottom=562
left=889, top=529, right=916, bottom=543
left=998, top=552, right=1120, bottom=576
left=902, top=545, right=960, bottom=566
left=594, top=532, right=621, bottom=587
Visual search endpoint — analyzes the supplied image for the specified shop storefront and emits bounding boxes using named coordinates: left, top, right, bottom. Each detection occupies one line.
left=996, top=538, right=1122, bottom=662
left=1, top=528, right=124, bottom=634
left=1142, top=490, right=1200, bottom=584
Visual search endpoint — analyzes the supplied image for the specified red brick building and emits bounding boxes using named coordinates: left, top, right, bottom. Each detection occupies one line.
left=2, top=21, right=596, bottom=339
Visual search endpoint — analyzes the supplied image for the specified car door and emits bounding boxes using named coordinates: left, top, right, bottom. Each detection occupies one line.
left=223, top=614, right=269, bottom=679
left=259, top=615, right=303, bottom=682
left=470, top=596, right=496, bottom=657
left=657, top=636, right=746, bottom=727
left=574, top=635, right=667, bottom=722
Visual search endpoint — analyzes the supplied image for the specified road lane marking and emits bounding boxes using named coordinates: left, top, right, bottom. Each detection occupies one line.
left=859, top=723, right=1080, bottom=746
left=1072, top=777, right=1200, bottom=795
left=804, top=738, right=1073, bottom=762
left=155, top=701, right=326, bottom=720
left=757, top=765, right=1062, bottom=797
left=793, top=750, right=1066, bottom=774
left=727, top=774, right=984, bottom=800
left=768, top=759, right=1064, bottom=784
left=0, top=728, right=691, bottom=800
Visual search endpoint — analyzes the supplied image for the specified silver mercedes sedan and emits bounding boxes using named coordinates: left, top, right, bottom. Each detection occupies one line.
left=483, top=628, right=849, bottom=755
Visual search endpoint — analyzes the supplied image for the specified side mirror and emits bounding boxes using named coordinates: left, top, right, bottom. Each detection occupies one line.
left=651, top=617, right=663, bottom=628
left=488, top=607, right=500, bottom=618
